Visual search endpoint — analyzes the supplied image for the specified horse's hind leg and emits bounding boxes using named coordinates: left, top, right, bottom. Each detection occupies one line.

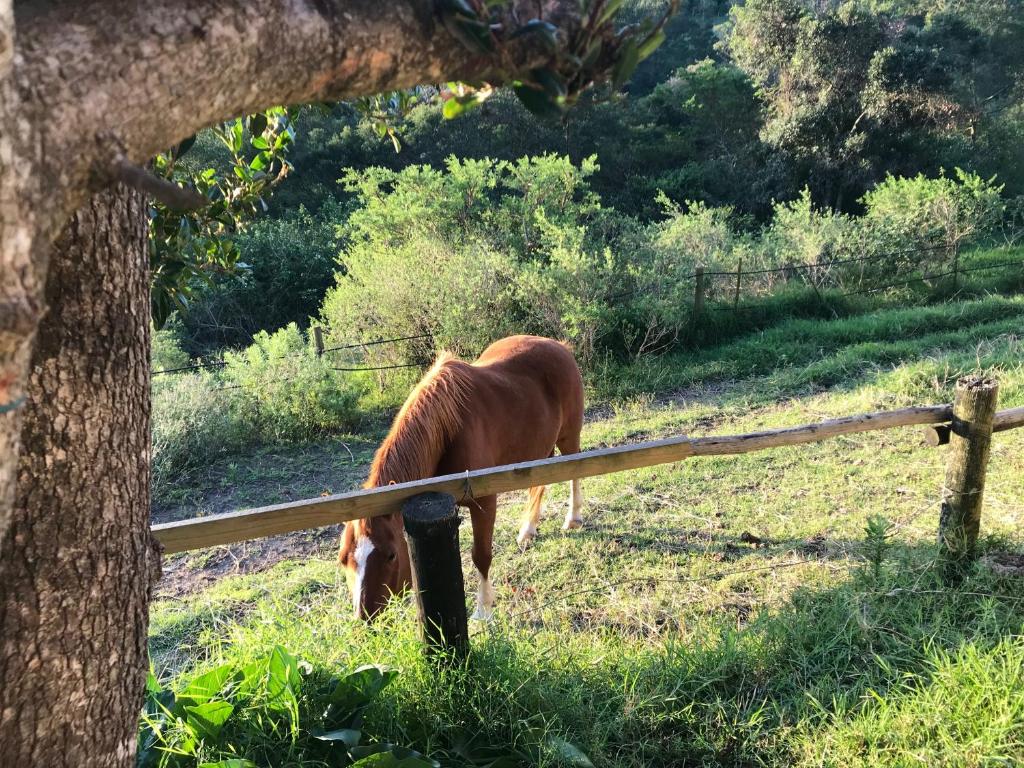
left=470, top=494, right=497, bottom=621
left=564, top=478, right=584, bottom=530
left=517, top=485, right=546, bottom=550
left=557, top=434, right=584, bottom=531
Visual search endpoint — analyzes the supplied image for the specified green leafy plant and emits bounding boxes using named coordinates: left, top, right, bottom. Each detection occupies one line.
left=139, top=648, right=437, bottom=768
left=437, top=0, right=678, bottom=119
left=863, top=515, right=895, bottom=584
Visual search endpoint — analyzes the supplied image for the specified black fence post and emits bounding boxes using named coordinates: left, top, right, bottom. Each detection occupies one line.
left=402, top=492, right=469, bottom=659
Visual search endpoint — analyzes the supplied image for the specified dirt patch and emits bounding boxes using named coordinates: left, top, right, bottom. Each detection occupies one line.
left=152, top=436, right=379, bottom=525
left=152, top=436, right=381, bottom=597
left=982, top=551, right=1024, bottom=577
left=158, top=526, right=342, bottom=599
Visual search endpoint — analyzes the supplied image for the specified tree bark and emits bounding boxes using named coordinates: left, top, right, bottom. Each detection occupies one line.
left=0, top=184, right=157, bottom=767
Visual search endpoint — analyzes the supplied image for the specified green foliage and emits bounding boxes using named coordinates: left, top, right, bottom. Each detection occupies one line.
left=152, top=371, right=250, bottom=491
left=139, top=649, right=439, bottom=768
left=322, top=154, right=1022, bottom=373
left=323, top=154, right=633, bottom=365
left=721, top=0, right=1024, bottom=210
left=222, top=324, right=362, bottom=443
left=860, top=169, right=1005, bottom=257
left=435, top=0, right=678, bottom=119
left=152, top=321, right=191, bottom=372
left=152, top=324, right=366, bottom=490
left=862, top=515, right=895, bottom=584
left=178, top=200, right=343, bottom=353
left=150, top=108, right=297, bottom=327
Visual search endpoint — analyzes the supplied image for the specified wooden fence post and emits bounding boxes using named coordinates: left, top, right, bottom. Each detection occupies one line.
left=313, top=326, right=325, bottom=357
left=937, top=375, right=998, bottom=580
left=402, top=492, right=469, bottom=659
left=691, top=266, right=705, bottom=333
left=733, top=258, right=742, bottom=309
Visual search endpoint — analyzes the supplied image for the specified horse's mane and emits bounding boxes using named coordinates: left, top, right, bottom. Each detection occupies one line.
left=365, top=352, right=474, bottom=488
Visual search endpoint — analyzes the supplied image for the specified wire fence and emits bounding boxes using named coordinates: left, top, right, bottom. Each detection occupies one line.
left=153, top=246, right=1023, bottom=387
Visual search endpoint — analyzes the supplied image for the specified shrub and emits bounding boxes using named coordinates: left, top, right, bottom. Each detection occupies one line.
left=222, top=323, right=363, bottom=442
left=151, top=320, right=191, bottom=372
left=152, top=372, right=248, bottom=489
left=178, top=200, right=344, bottom=353
left=152, top=324, right=366, bottom=490
left=763, top=188, right=864, bottom=287
left=323, top=154, right=636, bottom=366
left=139, top=648, right=439, bottom=768
left=859, top=169, right=1005, bottom=270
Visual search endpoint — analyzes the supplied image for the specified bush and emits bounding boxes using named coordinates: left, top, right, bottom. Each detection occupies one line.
left=152, top=372, right=248, bottom=489
left=178, top=201, right=344, bottom=353
left=152, top=324, right=366, bottom=489
left=139, top=648, right=439, bottom=768
left=151, top=320, right=191, bottom=372
left=763, top=188, right=866, bottom=287
left=320, top=156, right=1022, bottom=373
left=223, top=323, right=363, bottom=442
left=322, top=154, right=637, bottom=366
left=859, top=169, right=1005, bottom=270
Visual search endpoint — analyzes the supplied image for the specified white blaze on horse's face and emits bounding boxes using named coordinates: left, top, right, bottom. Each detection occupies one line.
left=349, top=536, right=375, bottom=616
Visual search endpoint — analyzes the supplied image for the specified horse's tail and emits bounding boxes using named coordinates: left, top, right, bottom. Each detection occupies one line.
left=365, top=352, right=474, bottom=487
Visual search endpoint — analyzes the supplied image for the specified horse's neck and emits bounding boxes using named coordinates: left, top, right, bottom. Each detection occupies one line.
left=366, top=360, right=472, bottom=487
left=367, top=427, right=447, bottom=486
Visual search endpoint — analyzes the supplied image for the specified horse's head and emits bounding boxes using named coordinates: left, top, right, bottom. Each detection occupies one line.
left=338, top=514, right=412, bottom=620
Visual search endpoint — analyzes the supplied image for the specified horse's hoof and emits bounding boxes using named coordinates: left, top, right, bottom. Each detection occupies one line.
left=471, top=605, right=494, bottom=622
left=517, top=524, right=537, bottom=550
left=562, top=518, right=583, bottom=531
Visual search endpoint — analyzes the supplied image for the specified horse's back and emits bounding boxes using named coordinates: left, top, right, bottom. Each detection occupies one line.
left=439, top=336, right=582, bottom=471
left=475, top=335, right=581, bottom=410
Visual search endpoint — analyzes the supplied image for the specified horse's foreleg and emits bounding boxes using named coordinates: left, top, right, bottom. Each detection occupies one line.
left=517, top=485, right=546, bottom=549
left=470, top=495, right=497, bottom=621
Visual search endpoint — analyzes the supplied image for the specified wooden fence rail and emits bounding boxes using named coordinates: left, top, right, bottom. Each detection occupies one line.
left=154, top=402, right=997, bottom=555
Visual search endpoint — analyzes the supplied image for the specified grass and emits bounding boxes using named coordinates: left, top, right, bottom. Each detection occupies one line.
left=149, top=291, right=1024, bottom=767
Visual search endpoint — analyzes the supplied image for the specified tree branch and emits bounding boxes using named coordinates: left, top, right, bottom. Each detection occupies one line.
left=113, top=158, right=208, bottom=211
left=17, top=0, right=580, bottom=225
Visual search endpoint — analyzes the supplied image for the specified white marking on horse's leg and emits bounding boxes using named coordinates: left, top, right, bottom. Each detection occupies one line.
left=471, top=568, right=495, bottom=621
left=517, top=520, right=538, bottom=549
left=563, top=478, right=584, bottom=530
left=352, top=537, right=375, bottom=614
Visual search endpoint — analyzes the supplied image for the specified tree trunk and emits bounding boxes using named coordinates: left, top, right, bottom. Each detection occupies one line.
left=0, top=184, right=158, bottom=767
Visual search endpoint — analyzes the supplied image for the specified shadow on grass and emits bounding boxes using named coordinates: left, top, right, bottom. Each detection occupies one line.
left=377, top=538, right=1024, bottom=767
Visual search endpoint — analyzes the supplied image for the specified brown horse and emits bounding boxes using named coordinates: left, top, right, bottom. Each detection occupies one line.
left=338, top=335, right=585, bottom=620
